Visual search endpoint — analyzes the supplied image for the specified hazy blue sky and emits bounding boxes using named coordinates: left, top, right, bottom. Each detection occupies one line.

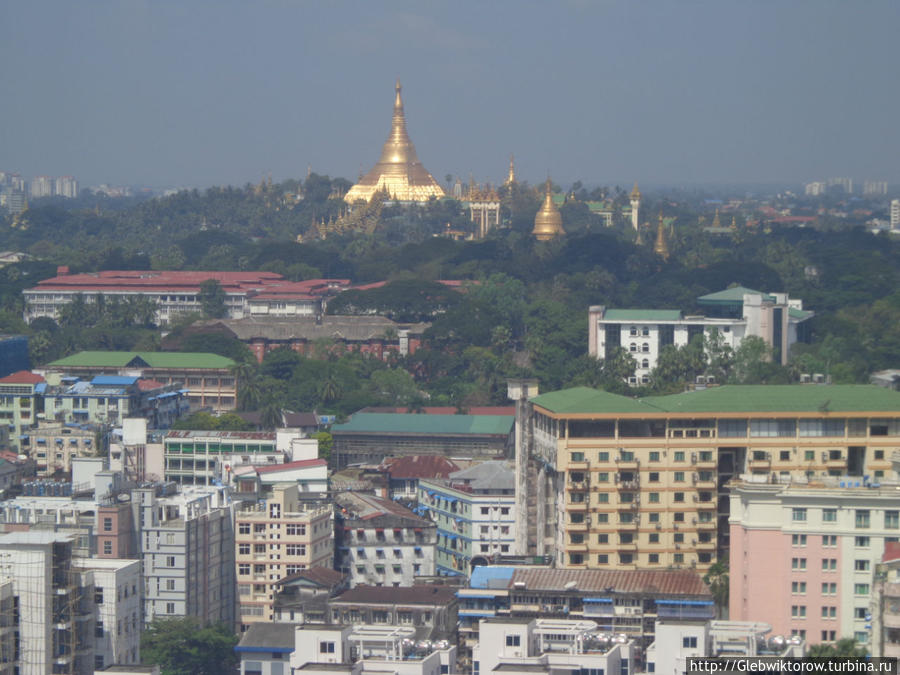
left=2, top=1, right=898, bottom=189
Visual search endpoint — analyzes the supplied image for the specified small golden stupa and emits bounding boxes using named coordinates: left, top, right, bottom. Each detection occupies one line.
left=654, top=211, right=670, bottom=260
left=344, top=80, right=445, bottom=203
left=532, top=178, right=565, bottom=241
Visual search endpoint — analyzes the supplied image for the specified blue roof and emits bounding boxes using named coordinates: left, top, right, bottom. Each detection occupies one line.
left=91, top=375, right=138, bottom=386
left=34, top=383, right=47, bottom=394
left=470, top=566, right=515, bottom=589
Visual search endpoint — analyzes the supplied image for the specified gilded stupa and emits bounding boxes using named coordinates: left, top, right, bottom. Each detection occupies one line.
left=532, top=178, right=565, bottom=241
left=654, top=211, right=670, bottom=260
left=344, top=81, right=445, bottom=203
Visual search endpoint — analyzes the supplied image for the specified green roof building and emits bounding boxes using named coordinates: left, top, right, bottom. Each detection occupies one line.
left=588, top=288, right=813, bottom=385
left=44, top=351, right=237, bottom=412
left=514, top=383, right=900, bottom=575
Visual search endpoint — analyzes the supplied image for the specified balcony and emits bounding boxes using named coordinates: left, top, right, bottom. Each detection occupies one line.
left=567, top=501, right=588, bottom=512
left=883, top=613, right=900, bottom=630
left=567, top=481, right=588, bottom=491
left=748, top=454, right=771, bottom=469
left=694, top=539, right=716, bottom=550
left=825, top=455, right=847, bottom=469
left=696, top=519, right=716, bottom=530
left=568, top=460, right=589, bottom=471
left=617, top=480, right=640, bottom=490
left=617, top=542, right=638, bottom=551
left=567, top=521, right=588, bottom=533
left=615, top=456, right=640, bottom=469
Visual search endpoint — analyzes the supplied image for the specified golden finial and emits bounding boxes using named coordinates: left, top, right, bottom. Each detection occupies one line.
left=731, top=215, right=737, bottom=230
left=654, top=211, right=669, bottom=260
left=712, top=208, right=721, bottom=228
left=630, top=181, right=641, bottom=202
left=507, top=154, right=516, bottom=185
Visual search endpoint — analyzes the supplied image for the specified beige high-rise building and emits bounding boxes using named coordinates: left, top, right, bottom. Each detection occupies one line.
left=235, top=483, right=332, bottom=628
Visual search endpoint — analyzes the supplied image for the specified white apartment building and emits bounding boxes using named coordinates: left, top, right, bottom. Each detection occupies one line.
left=589, top=287, right=813, bottom=385
left=72, top=558, right=142, bottom=670
left=137, top=484, right=236, bottom=628
left=473, top=617, right=636, bottom=675
left=891, top=199, right=900, bottom=231
left=729, top=477, right=900, bottom=649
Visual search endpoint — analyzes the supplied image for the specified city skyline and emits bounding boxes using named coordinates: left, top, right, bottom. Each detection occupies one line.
left=2, top=1, right=899, bottom=189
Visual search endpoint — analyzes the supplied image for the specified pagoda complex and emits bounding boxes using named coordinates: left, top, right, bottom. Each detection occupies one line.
left=344, top=81, right=445, bottom=203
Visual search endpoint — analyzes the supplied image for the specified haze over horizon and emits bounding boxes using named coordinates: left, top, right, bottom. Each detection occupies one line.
left=2, top=1, right=898, bottom=191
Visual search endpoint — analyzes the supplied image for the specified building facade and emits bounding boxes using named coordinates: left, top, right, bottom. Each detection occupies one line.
left=589, top=288, right=813, bottom=385
left=418, top=462, right=516, bottom=576
left=235, top=483, right=333, bottom=628
left=513, top=384, right=900, bottom=574
left=72, top=558, right=142, bottom=669
left=137, top=485, right=236, bottom=628
left=729, top=478, right=900, bottom=649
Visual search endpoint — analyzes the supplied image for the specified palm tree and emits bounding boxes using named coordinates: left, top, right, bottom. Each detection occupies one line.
left=702, top=558, right=729, bottom=619
left=231, top=361, right=261, bottom=411
left=259, top=396, right=282, bottom=431
left=319, top=372, right=342, bottom=405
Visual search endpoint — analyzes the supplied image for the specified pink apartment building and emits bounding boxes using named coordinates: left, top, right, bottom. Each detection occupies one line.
left=730, top=478, right=897, bottom=649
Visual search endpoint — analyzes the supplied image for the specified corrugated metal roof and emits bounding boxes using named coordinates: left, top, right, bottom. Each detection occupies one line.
left=49, top=351, right=234, bottom=369
left=509, top=568, right=711, bottom=597
left=333, top=412, right=513, bottom=436
left=602, top=309, right=684, bottom=322
left=470, top=566, right=516, bottom=589
left=532, top=384, right=900, bottom=415
left=332, top=584, right=457, bottom=606
left=696, top=286, right=770, bottom=304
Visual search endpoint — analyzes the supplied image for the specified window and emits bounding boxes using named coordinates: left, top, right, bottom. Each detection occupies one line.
left=239, top=544, right=250, bottom=555
left=791, top=605, right=806, bottom=618
left=792, top=534, right=807, bottom=546
left=103, top=517, right=113, bottom=532
left=674, top=451, right=685, bottom=462
left=674, top=492, right=684, bottom=503
left=285, top=524, right=306, bottom=536
left=821, top=582, right=837, bottom=594
left=239, top=564, right=250, bottom=575
left=674, top=512, right=685, bottom=522
left=854, top=608, right=867, bottom=619
left=649, top=451, right=660, bottom=462
left=674, top=533, right=684, bottom=543
left=822, top=535, right=837, bottom=547
left=598, top=534, right=608, bottom=544
left=285, top=544, right=306, bottom=556
left=620, top=553, right=633, bottom=564
left=103, top=541, right=112, bottom=555
left=649, top=533, right=659, bottom=544
left=855, top=536, right=870, bottom=547
left=598, top=473, right=609, bottom=482
left=887, top=511, right=900, bottom=529
left=96, top=620, right=104, bottom=638
left=94, top=589, right=103, bottom=605
left=505, top=635, right=521, bottom=647
left=239, top=523, right=250, bottom=535
left=792, top=508, right=807, bottom=522
left=674, top=553, right=684, bottom=564
left=822, top=558, right=837, bottom=571
left=320, top=641, right=335, bottom=654
left=821, top=606, right=836, bottom=618
left=791, top=581, right=806, bottom=593
left=598, top=452, right=609, bottom=462
left=854, top=560, right=870, bottom=572
left=649, top=512, right=660, bottom=522
left=166, top=579, right=175, bottom=591
left=598, top=554, right=608, bottom=564
left=683, top=637, right=698, bottom=648
left=854, top=584, right=870, bottom=595
left=674, top=471, right=685, bottom=482
left=166, top=556, right=176, bottom=567
left=780, top=450, right=791, bottom=461
left=597, top=493, right=609, bottom=503
left=791, top=558, right=807, bottom=570
left=649, top=472, right=659, bottom=482
left=855, top=510, right=870, bottom=528
left=166, top=602, right=175, bottom=614
left=649, top=553, right=659, bottom=563
left=571, top=452, right=584, bottom=462
left=804, top=450, right=815, bottom=461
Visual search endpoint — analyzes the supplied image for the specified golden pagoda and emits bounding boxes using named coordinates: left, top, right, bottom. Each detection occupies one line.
left=506, top=154, right=516, bottom=185
left=629, top=181, right=642, bottom=202
left=344, top=80, right=445, bottom=203
left=532, top=178, right=565, bottom=241
left=654, top=211, right=669, bottom=260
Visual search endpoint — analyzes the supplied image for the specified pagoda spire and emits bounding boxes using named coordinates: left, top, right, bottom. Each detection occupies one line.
left=654, top=211, right=670, bottom=260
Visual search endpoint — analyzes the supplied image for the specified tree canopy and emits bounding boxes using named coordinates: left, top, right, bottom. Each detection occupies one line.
left=140, top=617, right=238, bottom=675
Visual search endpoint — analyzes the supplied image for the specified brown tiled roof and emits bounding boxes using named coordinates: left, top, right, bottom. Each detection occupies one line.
left=0, top=370, right=44, bottom=384
left=381, top=454, right=461, bottom=479
left=509, top=568, right=711, bottom=597
left=331, top=584, right=457, bottom=606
